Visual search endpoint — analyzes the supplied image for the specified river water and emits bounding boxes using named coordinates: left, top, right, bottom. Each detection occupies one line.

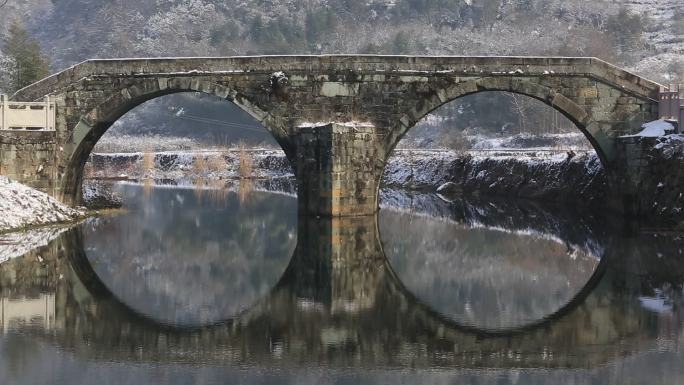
left=1, top=182, right=684, bottom=384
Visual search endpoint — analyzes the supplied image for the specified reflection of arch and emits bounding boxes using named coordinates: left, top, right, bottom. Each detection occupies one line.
left=3, top=218, right=672, bottom=369
left=381, top=256, right=608, bottom=337
left=24, top=216, right=667, bottom=368
left=389, top=77, right=612, bottom=164
left=64, top=227, right=248, bottom=332
left=65, top=213, right=606, bottom=338
left=376, top=200, right=608, bottom=337
left=62, top=79, right=293, bottom=205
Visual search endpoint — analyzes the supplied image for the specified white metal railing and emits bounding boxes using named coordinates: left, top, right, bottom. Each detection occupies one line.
left=659, top=85, right=683, bottom=123
left=0, top=94, right=55, bottom=131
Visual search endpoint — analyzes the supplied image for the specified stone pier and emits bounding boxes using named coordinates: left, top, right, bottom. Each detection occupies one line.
left=294, top=123, right=386, bottom=217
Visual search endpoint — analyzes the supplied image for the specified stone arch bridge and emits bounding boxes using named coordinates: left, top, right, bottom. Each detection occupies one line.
left=1, top=55, right=661, bottom=215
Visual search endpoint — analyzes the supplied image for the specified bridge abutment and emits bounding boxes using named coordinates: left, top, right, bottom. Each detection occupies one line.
left=0, top=131, right=58, bottom=193
left=610, top=135, right=683, bottom=219
left=294, top=123, right=386, bottom=217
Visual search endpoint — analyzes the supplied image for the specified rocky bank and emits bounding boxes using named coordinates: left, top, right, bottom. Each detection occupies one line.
left=382, top=150, right=607, bottom=206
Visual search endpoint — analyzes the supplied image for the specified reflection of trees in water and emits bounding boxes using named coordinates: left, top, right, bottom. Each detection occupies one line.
left=81, top=185, right=297, bottom=325
left=380, top=207, right=600, bottom=330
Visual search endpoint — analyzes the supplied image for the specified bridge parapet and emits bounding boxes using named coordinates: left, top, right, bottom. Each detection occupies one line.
left=0, top=94, right=57, bottom=190
left=0, top=94, right=55, bottom=131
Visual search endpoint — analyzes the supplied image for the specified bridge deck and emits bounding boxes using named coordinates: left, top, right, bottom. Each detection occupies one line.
left=13, top=55, right=662, bottom=102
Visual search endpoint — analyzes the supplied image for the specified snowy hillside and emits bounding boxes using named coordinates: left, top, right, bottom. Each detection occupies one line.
left=625, top=0, right=684, bottom=82
left=626, top=0, right=683, bottom=53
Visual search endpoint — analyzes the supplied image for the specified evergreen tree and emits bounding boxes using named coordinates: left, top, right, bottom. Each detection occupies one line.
left=0, top=50, right=15, bottom=94
left=2, top=21, right=50, bottom=93
left=480, top=0, right=501, bottom=31
left=392, top=31, right=411, bottom=54
left=606, top=7, right=647, bottom=57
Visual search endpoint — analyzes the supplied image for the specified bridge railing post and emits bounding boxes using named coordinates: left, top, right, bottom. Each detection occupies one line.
left=0, top=94, right=6, bottom=131
left=659, top=85, right=683, bottom=130
left=680, top=86, right=684, bottom=130
left=659, top=85, right=674, bottom=120
left=45, top=96, right=51, bottom=130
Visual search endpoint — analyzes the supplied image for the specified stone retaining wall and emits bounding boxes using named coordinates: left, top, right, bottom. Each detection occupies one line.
left=0, top=131, right=58, bottom=192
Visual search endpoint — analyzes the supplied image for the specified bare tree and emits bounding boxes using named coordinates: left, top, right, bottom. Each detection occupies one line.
left=505, top=92, right=531, bottom=134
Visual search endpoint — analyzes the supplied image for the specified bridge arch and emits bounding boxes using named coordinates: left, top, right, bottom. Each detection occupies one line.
left=61, top=79, right=293, bottom=205
left=388, top=77, right=612, bottom=165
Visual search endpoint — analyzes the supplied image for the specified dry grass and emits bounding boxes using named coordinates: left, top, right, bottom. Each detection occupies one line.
left=237, top=145, right=254, bottom=179
left=187, top=152, right=227, bottom=177
left=191, top=178, right=206, bottom=200
left=141, top=151, right=156, bottom=178
left=193, top=154, right=207, bottom=176
left=142, top=178, right=154, bottom=198
left=206, top=152, right=226, bottom=175
left=237, top=179, right=254, bottom=204
left=205, top=179, right=230, bottom=203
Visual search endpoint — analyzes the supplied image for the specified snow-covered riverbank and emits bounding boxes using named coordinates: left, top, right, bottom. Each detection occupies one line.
left=87, top=149, right=292, bottom=180
left=383, top=149, right=606, bottom=206
left=0, top=176, right=84, bottom=233
left=85, top=148, right=607, bottom=206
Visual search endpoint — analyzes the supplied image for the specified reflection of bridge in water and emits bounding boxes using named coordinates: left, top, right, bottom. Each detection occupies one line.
left=1, top=206, right=682, bottom=370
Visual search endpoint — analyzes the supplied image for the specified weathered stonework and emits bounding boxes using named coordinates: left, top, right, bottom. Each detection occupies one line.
left=4, top=55, right=662, bottom=215
left=615, top=135, right=684, bottom=223
left=295, top=123, right=385, bottom=216
left=0, top=131, right=58, bottom=191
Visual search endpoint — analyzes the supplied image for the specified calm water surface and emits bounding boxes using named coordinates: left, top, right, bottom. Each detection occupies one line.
left=1, top=183, right=684, bottom=384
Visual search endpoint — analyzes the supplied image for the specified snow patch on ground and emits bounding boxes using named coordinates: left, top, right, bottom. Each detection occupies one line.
left=93, top=134, right=199, bottom=153
left=297, top=121, right=375, bottom=128
left=470, top=132, right=593, bottom=150
left=625, top=0, right=684, bottom=82
left=654, top=134, right=684, bottom=151
left=0, top=176, right=84, bottom=232
left=622, top=120, right=676, bottom=138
